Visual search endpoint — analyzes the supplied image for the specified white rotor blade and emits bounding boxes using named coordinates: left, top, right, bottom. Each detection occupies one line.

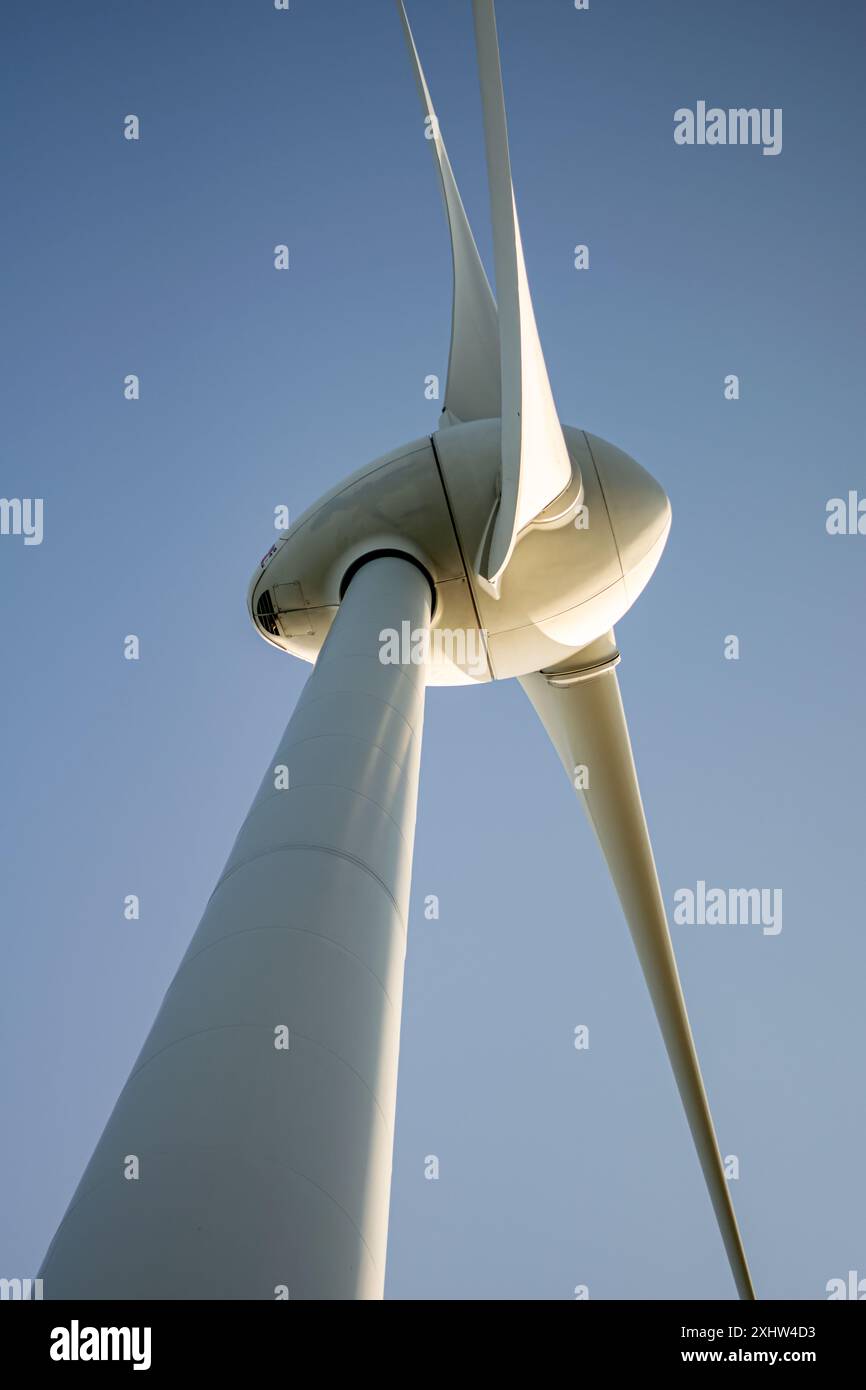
left=397, top=0, right=501, bottom=424
left=472, top=0, right=572, bottom=586
left=520, top=652, right=757, bottom=1301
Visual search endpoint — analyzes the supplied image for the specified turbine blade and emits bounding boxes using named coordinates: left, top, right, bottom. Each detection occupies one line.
left=396, top=0, right=501, bottom=424
left=520, top=648, right=757, bottom=1301
left=471, top=0, right=572, bottom=586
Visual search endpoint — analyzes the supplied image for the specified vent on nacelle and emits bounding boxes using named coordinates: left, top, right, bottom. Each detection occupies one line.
left=256, top=589, right=280, bottom=638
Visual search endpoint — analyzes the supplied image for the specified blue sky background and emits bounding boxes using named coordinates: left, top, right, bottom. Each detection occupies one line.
left=2, top=0, right=864, bottom=1299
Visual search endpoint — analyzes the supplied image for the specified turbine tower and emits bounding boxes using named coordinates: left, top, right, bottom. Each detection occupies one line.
left=40, top=1, right=755, bottom=1301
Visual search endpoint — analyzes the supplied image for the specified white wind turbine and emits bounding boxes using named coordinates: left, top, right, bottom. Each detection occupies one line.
left=41, top=1, right=755, bottom=1301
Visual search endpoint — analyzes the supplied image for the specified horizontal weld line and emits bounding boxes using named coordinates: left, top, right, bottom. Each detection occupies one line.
left=314, top=649, right=427, bottom=691
left=41, top=1146, right=381, bottom=1283
left=232, top=781, right=416, bottom=860
left=177, top=922, right=401, bottom=1015
left=245, top=1154, right=383, bottom=1276
left=257, top=731, right=415, bottom=813
left=241, top=1154, right=383, bottom=1277
left=210, top=844, right=406, bottom=928
left=294, top=689, right=423, bottom=742
left=271, top=730, right=409, bottom=779
left=128, top=1023, right=394, bottom=1139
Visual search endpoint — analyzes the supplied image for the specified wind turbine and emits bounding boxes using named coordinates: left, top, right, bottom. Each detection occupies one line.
left=40, top=0, right=755, bottom=1301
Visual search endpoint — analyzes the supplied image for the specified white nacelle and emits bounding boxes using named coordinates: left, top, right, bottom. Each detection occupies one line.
left=247, top=420, right=671, bottom=685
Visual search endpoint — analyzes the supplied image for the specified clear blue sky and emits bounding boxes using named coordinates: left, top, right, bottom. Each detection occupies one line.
left=2, top=0, right=864, bottom=1299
